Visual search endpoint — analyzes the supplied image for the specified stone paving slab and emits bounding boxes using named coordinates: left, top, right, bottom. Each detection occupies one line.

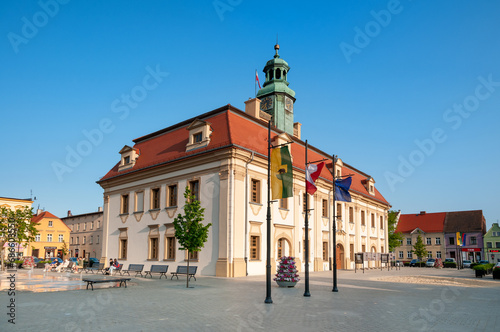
left=1, top=267, right=499, bottom=331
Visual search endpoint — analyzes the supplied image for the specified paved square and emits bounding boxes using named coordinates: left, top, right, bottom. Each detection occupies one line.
left=1, top=267, right=499, bottom=331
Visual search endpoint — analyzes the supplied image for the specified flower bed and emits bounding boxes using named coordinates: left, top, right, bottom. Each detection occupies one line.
left=274, top=256, right=300, bottom=287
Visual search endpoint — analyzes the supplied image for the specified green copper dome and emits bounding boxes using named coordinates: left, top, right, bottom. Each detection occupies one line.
left=256, top=44, right=295, bottom=98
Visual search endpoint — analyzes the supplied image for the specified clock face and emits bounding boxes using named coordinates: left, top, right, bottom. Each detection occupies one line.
left=260, top=97, right=273, bottom=110
left=285, top=97, right=293, bottom=112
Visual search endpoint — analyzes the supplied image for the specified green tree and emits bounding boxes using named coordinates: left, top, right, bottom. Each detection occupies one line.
left=173, top=187, right=212, bottom=288
left=0, top=206, right=37, bottom=270
left=61, top=240, right=69, bottom=259
left=388, top=210, right=403, bottom=252
left=412, top=234, right=428, bottom=262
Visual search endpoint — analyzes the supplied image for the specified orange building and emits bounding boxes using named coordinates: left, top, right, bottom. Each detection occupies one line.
left=30, top=211, right=71, bottom=259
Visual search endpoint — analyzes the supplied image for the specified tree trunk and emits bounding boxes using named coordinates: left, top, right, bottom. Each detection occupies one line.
left=186, top=252, right=190, bottom=288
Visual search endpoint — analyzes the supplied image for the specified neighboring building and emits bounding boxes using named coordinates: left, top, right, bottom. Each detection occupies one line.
left=395, top=211, right=446, bottom=262
left=0, top=196, right=33, bottom=259
left=61, top=209, right=104, bottom=259
left=31, top=211, right=71, bottom=259
left=97, top=45, right=391, bottom=276
left=444, top=210, right=486, bottom=262
left=483, top=222, right=500, bottom=263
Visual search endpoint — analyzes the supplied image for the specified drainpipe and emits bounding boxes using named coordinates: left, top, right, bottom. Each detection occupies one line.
left=244, top=151, right=255, bottom=276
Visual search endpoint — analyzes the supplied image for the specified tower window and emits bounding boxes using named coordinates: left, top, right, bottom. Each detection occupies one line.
left=275, top=68, right=281, bottom=79
left=283, top=70, right=287, bottom=80
left=269, top=70, right=274, bottom=80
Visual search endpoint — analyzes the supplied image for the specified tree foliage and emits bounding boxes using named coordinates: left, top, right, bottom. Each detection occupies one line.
left=0, top=206, right=37, bottom=270
left=412, top=234, right=428, bottom=261
left=387, top=210, right=403, bottom=252
left=173, top=187, right=211, bottom=287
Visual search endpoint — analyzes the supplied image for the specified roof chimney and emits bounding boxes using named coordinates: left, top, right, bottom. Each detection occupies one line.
left=98, top=206, right=103, bottom=212
left=419, top=211, right=426, bottom=215
left=244, top=98, right=261, bottom=119
left=67, top=210, right=72, bottom=217
left=293, top=122, right=301, bottom=139
left=37, top=209, right=43, bottom=215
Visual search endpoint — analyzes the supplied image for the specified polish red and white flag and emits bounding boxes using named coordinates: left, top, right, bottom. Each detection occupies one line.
left=306, top=162, right=325, bottom=195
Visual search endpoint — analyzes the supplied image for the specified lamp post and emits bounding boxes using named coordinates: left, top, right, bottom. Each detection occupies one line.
left=332, top=155, right=338, bottom=292
left=265, top=119, right=273, bottom=304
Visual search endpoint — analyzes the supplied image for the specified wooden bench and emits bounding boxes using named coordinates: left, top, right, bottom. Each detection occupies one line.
left=85, top=263, right=104, bottom=274
left=144, top=265, right=169, bottom=279
left=171, top=266, right=197, bottom=281
left=122, top=264, right=144, bottom=277
left=109, top=264, right=123, bottom=275
left=82, top=278, right=131, bottom=291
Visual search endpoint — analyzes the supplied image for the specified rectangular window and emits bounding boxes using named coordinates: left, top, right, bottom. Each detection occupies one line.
left=436, top=237, right=441, bottom=245
left=322, top=199, right=328, bottom=217
left=322, top=242, right=328, bottom=261
left=399, top=251, right=403, bottom=258
left=399, top=239, right=403, bottom=245
left=151, top=188, right=160, bottom=210
left=97, top=235, right=100, bottom=244
left=494, top=232, right=500, bottom=237
left=193, top=132, right=202, bottom=143
left=487, top=242, right=492, bottom=248
left=35, top=234, right=40, bottom=242
left=496, top=242, right=500, bottom=248
left=98, top=221, right=101, bottom=228
left=361, top=211, right=365, bottom=226
left=279, top=198, right=288, bottom=209
left=380, top=216, right=384, bottom=229
left=119, top=239, right=127, bottom=260
left=76, top=237, right=79, bottom=245
left=77, top=223, right=80, bottom=231
left=91, top=221, right=94, bottom=230
left=167, top=185, right=177, bottom=207
left=47, top=234, right=52, bottom=242
left=350, top=243, right=354, bottom=261
left=371, top=213, right=375, bottom=227
left=406, top=238, right=411, bottom=245
left=90, top=236, right=93, bottom=245
left=362, top=244, right=366, bottom=252
left=436, top=251, right=442, bottom=258
left=250, top=236, right=260, bottom=260
left=124, top=156, right=130, bottom=164
left=449, top=237, right=455, bottom=245
left=407, top=251, right=412, bottom=259
left=470, top=237, right=476, bottom=245
left=149, top=238, right=159, bottom=260
left=83, top=223, right=86, bottom=231
left=427, top=251, right=432, bottom=258
left=58, top=234, right=64, bottom=242
left=349, top=207, right=354, bottom=223
left=251, top=179, right=261, bottom=203
left=189, top=180, right=200, bottom=201
left=135, top=191, right=144, bottom=212
left=426, top=238, right=432, bottom=245
left=337, top=203, right=342, bottom=220
left=83, top=236, right=86, bottom=244
left=166, top=237, right=176, bottom=260
left=48, top=220, right=53, bottom=227
left=70, top=237, right=73, bottom=244
left=303, top=194, right=307, bottom=213
left=189, top=250, right=198, bottom=260
left=121, top=194, right=129, bottom=214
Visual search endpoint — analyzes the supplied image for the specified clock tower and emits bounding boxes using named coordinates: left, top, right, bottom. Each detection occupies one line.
left=256, top=44, right=296, bottom=135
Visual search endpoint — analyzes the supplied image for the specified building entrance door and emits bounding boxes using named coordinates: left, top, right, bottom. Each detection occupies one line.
left=336, top=244, right=344, bottom=269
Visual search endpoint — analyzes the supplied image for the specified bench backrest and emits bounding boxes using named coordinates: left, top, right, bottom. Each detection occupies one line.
left=176, top=266, right=197, bottom=274
left=127, top=264, right=144, bottom=271
left=150, top=265, right=168, bottom=273
left=116, top=264, right=123, bottom=271
left=67, top=262, right=74, bottom=268
left=97, top=263, right=104, bottom=269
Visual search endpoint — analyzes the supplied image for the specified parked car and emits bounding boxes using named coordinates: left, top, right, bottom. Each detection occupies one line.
left=444, top=258, right=456, bottom=264
left=426, top=258, right=436, bottom=267
left=462, top=260, right=472, bottom=268
left=33, top=257, right=43, bottom=264
left=410, top=259, right=421, bottom=267
left=479, top=260, right=489, bottom=265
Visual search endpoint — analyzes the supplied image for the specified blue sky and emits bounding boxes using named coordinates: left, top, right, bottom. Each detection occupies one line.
left=1, top=0, right=499, bottom=229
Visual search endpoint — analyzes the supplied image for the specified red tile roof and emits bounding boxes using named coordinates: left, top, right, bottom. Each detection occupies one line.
left=31, top=211, right=60, bottom=223
left=98, top=106, right=390, bottom=206
left=396, top=212, right=446, bottom=233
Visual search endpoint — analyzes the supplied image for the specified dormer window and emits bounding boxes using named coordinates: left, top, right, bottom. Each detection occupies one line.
left=118, top=145, right=139, bottom=171
left=186, top=119, right=212, bottom=152
left=362, top=177, right=376, bottom=196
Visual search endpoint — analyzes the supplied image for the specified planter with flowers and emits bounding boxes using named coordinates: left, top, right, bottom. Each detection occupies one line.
left=274, top=256, right=300, bottom=287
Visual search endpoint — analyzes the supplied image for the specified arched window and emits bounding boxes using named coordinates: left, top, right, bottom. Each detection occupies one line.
left=275, top=68, right=281, bottom=79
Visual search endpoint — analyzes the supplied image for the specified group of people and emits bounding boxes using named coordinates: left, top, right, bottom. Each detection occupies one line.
left=43, top=257, right=85, bottom=273
left=105, top=258, right=120, bottom=275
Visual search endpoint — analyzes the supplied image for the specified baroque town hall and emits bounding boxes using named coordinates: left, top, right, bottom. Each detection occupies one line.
left=98, top=45, right=390, bottom=277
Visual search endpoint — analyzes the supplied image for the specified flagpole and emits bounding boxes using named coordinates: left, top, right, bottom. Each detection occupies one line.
left=304, top=140, right=311, bottom=297
left=265, top=118, right=273, bottom=304
left=332, top=155, right=338, bottom=292
left=255, top=69, right=257, bottom=98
